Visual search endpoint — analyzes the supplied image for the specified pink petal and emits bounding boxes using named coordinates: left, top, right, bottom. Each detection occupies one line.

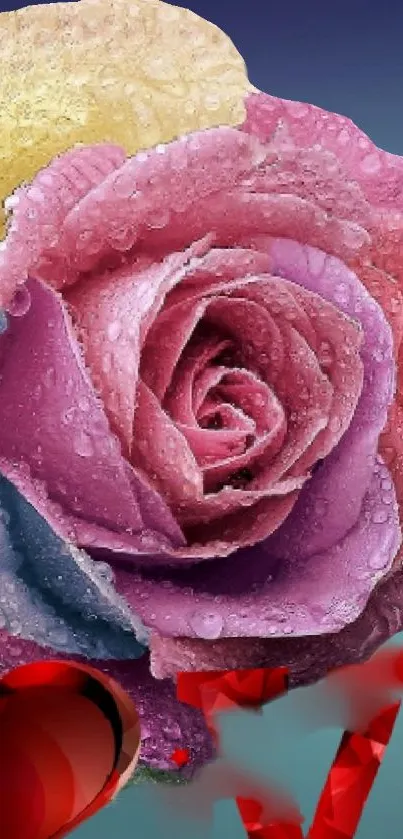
left=204, top=294, right=333, bottom=485
left=0, top=145, right=126, bottom=308
left=242, top=91, right=403, bottom=290
left=65, top=241, right=211, bottom=455
left=177, top=369, right=286, bottom=491
left=141, top=297, right=211, bottom=404
left=131, top=381, right=203, bottom=511
left=242, top=92, right=403, bottom=212
left=55, top=128, right=268, bottom=280
left=233, top=270, right=364, bottom=476
left=0, top=278, right=183, bottom=554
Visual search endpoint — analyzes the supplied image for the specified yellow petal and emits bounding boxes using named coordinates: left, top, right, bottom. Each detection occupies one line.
left=0, top=0, right=250, bottom=238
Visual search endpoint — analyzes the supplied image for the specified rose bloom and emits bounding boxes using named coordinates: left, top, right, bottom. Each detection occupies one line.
left=1, top=92, right=403, bottom=777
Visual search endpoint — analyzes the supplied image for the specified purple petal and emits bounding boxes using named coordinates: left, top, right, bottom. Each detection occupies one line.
left=110, top=457, right=401, bottom=639
left=262, top=237, right=395, bottom=561
left=150, top=567, right=403, bottom=688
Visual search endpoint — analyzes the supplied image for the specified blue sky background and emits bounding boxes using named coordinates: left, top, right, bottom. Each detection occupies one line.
left=1, top=0, right=403, bottom=837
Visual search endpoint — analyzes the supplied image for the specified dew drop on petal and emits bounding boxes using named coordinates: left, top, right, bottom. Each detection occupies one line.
left=73, top=430, right=94, bottom=458
left=107, top=320, right=122, bottom=342
left=0, top=310, right=7, bottom=333
left=162, top=720, right=182, bottom=739
left=188, top=610, right=224, bottom=640
left=78, top=395, right=90, bottom=412
left=7, top=286, right=31, bottom=317
left=371, top=508, right=389, bottom=524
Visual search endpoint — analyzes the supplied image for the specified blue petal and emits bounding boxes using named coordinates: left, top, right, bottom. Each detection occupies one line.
left=0, top=475, right=147, bottom=659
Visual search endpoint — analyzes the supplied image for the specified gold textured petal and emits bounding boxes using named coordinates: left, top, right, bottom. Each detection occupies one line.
left=0, top=0, right=251, bottom=238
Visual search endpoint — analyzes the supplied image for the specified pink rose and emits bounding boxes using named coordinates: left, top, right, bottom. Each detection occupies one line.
left=1, top=92, right=403, bottom=775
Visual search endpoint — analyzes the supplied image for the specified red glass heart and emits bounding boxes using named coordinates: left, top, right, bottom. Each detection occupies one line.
left=0, top=660, right=141, bottom=839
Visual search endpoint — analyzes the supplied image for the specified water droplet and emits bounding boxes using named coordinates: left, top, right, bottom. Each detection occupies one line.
left=76, top=396, right=89, bottom=412
left=329, top=416, right=342, bottom=433
left=372, top=347, right=385, bottom=363
left=313, top=498, right=328, bottom=517
left=148, top=209, right=170, bottom=229
left=372, top=508, right=389, bottom=524
left=0, top=509, right=11, bottom=528
left=95, top=561, right=115, bottom=583
left=317, top=341, right=333, bottom=367
left=334, top=283, right=350, bottom=305
left=143, top=736, right=160, bottom=751
left=368, top=550, right=389, bottom=570
left=188, top=611, right=224, bottom=640
left=9, top=619, right=22, bottom=636
left=62, top=407, right=76, bottom=425
left=48, top=625, right=69, bottom=646
left=0, top=311, right=7, bottom=334
left=73, top=430, right=94, bottom=458
left=7, top=287, right=31, bottom=317
left=162, top=720, right=181, bottom=739
left=43, top=367, right=56, bottom=388
left=107, top=320, right=122, bottom=342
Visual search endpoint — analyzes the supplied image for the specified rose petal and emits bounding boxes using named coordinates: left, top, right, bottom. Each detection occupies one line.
left=263, top=239, right=394, bottom=561
left=149, top=564, right=403, bottom=686
left=114, top=458, right=400, bottom=644
left=0, top=278, right=184, bottom=556
left=131, top=381, right=203, bottom=511
left=129, top=188, right=371, bottom=269
left=175, top=369, right=286, bottom=489
left=242, top=92, right=403, bottom=295
left=204, top=294, right=333, bottom=485
left=242, top=93, right=403, bottom=212
left=0, top=144, right=126, bottom=307
left=55, top=128, right=267, bottom=281
left=65, top=239, right=212, bottom=454
left=141, top=297, right=212, bottom=404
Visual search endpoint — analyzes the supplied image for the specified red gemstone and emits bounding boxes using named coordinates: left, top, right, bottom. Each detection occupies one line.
left=170, top=748, right=190, bottom=768
left=0, top=660, right=141, bottom=839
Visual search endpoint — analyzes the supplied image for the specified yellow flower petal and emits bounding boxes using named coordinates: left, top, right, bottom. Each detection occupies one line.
left=0, top=0, right=250, bottom=238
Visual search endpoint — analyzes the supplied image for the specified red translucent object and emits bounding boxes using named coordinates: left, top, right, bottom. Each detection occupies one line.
left=177, top=665, right=401, bottom=839
left=170, top=748, right=190, bottom=768
left=177, top=667, right=288, bottom=743
left=307, top=701, right=400, bottom=839
left=0, top=660, right=141, bottom=839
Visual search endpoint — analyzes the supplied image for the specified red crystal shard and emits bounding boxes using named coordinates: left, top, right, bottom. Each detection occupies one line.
left=170, top=748, right=190, bottom=768
left=307, top=701, right=401, bottom=839
left=177, top=667, right=288, bottom=742
left=177, top=667, right=289, bottom=712
left=0, top=660, right=141, bottom=839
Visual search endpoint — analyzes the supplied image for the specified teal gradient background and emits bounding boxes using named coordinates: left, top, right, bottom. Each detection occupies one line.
left=1, top=0, right=403, bottom=836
